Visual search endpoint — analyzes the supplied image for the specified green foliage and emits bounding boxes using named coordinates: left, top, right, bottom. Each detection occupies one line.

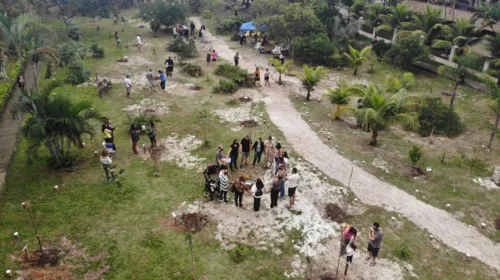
left=138, top=0, right=187, bottom=31
left=394, top=244, right=411, bottom=260
left=387, top=34, right=429, bottom=69
left=341, top=0, right=354, bottom=6
left=90, top=43, right=105, bottom=58
left=331, top=16, right=361, bottom=49
left=216, top=16, right=245, bottom=35
left=295, top=65, right=328, bottom=101
left=0, top=61, right=22, bottom=112
left=384, top=72, right=416, bottom=93
left=350, top=0, right=367, bottom=18
left=229, top=244, right=254, bottom=263
left=65, top=62, right=91, bottom=87
left=418, top=97, right=464, bottom=137
left=372, top=40, right=391, bottom=62
left=212, top=79, right=238, bottom=94
left=150, top=20, right=161, bottom=36
left=408, top=145, right=422, bottom=167
left=182, top=63, right=203, bottom=77
left=67, top=22, right=83, bottom=41
left=214, top=63, right=252, bottom=87
left=343, top=45, right=372, bottom=75
left=140, top=232, right=165, bottom=249
left=57, top=41, right=87, bottom=66
left=293, top=34, right=335, bottom=64
left=167, top=38, right=196, bottom=57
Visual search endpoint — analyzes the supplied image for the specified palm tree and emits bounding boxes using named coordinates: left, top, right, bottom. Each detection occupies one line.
left=350, top=85, right=419, bottom=146
left=484, top=79, right=500, bottom=149
left=376, top=3, right=413, bottom=33
left=269, top=58, right=294, bottom=85
left=472, top=4, right=498, bottom=31
left=326, top=80, right=355, bottom=119
left=485, top=33, right=500, bottom=86
left=295, top=65, right=328, bottom=101
left=363, top=3, right=388, bottom=37
left=19, top=90, right=100, bottom=167
left=398, top=4, right=444, bottom=44
left=384, top=72, right=416, bottom=93
left=343, top=45, right=372, bottom=76
left=438, top=55, right=473, bottom=108
left=431, top=18, right=483, bottom=54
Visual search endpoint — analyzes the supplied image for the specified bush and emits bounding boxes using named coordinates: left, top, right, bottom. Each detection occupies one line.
left=212, top=79, right=237, bottom=94
left=418, top=97, right=464, bottom=137
left=65, top=62, right=91, bottom=88
left=67, top=23, right=83, bottom=41
left=330, top=50, right=351, bottom=68
left=57, top=41, right=87, bottom=66
left=90, top=43, right=105, bottom=58
left=394, top=244, right=411, bottom=260
left=408, top=145, right=422, bottom=167
left=372, top=41, right=391, bottom=62
left=216, top=16, right=245, bottom=35
left=387, top=35, right=429, bottom=69
left=341, top=0, right=354, bottom=6
left=167, top=38, right=196, bottom=58
left=214, top=63, right=252, bottom=87
left=228, top=244, right=253, bottom=263
left=293, top=34, right=335, bottom=64
left=182, top=63, right=203, bottom=77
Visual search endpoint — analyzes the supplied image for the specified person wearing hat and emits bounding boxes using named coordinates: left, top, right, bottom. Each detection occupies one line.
left=264, top=136, right=275, bottom=169
left=124, top=74, right=132, bottom=97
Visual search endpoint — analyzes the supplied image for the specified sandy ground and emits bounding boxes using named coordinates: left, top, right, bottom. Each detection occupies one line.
left=190, top=17, right=500, bottom=271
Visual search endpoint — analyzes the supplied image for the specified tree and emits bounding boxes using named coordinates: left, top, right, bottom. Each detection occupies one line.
left=437, top=55, right=473, bottom=108
left=418, top=97, right=464, bottom=137
left=138, top=0, right=187, bottom=34
left=472, top=3, right=500, bottom=31
left=387, top=33, right=428, bottom=69
left=343, top=45, right=372, bottom=76
left=65, top=62, right=91, bottom=93
left=350, top=85, right=419, bottom=146
left=57, top=41, right=87, bottom=66
left=268, top=58, right=293, bottom=85
left=483, top=78, right=500, bottom=149
left=327, top=79, right=355, bottom=119
left=29, top=46, right=59, bottom=93
left=431, top=18, right=483, bottom=54
left=372, top=40, right=391, bottom=62
left=398, top=3, right=443, bottom=44
left=363, top=3, right=388, bottom=37
left=296, top=65, right=328, bottom=101
left=19, top=90, right=100, bottom=167
left=293, top=34, right=335, bottom=64
left=376, top=3, right=412, bottom=33
left=330, top=16, right=361, bottom=50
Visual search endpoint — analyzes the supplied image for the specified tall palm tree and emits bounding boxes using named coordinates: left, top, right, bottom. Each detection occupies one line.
left=438, top=55, right=473, bottom=108
left=326, top=80, right=355, bottom=119
left=19, top=90, right=100, bottom=167
left=343, top=45, right=372, bottom=76
left=376, top=3, right=413, bottom=33
left=431, top=18, right=483, bottom=54
left=295, top=65, right=328, bottom=101
left=269, top=58, right=294, bottom=85
left=398, top=4, right=444, bottom=44
left=349, top=85, right=419, bottom=146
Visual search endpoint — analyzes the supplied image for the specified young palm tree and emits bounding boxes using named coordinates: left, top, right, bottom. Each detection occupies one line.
left=349, top=85, right=419, bottom=146
left=268, top=58, right=294, bottom=85
left=19, top=90, right=100, bottom=167
left=471, top=4, right=498, bottom=31
left=398, top=4, right=444, bottom=44
left=376, top=3, right=413, bottom=33
left=438, top=55, right=473, bottom=108
left=431, top=18, right=483, bottom=54
left=326, top=80, right=355, bottom=119
left=295, top=65, right=328, bottom=101
left=384, top=72, right=416, bottom=93
left=343, top=45, right=372, bottom=76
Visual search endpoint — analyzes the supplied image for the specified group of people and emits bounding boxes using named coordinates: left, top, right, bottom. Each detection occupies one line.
left=253, top=67, right=271, bottom=87
left=213, top=135, right=300, bottom=212
left=340, top=223, right=384, bottom=267
left=206, top=50, right=218, bottom=64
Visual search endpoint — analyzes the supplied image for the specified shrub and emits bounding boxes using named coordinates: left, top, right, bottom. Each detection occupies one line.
left=330, top=51, right=351, bottom=68
left=214, top=63, right=252, bottom=87
left=216, top=16, right=244, bottom=35
left=182, top=63, right=203, bottom=77
left=65, top=62, right=91, bottom=89
left=229, top=244, right=253, bottom=263
left=212, top=79, right=237, bottom=94
left=372, top=40, right=391, bottom=62
left=401, top=72, right=416, bottom=89
left=90, top=43, right=105, bottom=58
left=418, top=97, right=464, bottom=137
left=67, top=23, right=83, bottom=41
left=167, top=38, right=197, bottom=58
left=394, top=244, right=411, bottom=260
left=293, top=34, right=335, bottom=64
left=341, top=0, right=354, bottom=6
left=408, top=145, right=422, bottom=167
left=57, top=41, right=87, bottom=66
left=387, top=35, right=429, bottom=69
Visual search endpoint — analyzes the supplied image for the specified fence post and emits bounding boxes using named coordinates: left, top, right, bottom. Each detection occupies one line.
left=483, top=59, right=491, bottom=73
left=448, top=46, right=458, bottom=63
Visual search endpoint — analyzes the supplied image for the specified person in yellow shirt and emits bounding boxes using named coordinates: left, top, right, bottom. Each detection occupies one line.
left=253, top=67, right=261, bottom=86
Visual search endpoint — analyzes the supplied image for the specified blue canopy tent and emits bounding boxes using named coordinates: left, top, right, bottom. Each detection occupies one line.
left=239, top=22, right=268, bottom=33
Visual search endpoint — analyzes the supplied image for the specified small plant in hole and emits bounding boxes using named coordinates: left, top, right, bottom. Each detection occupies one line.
left=229, top=244, right=253, bottom=263
left=182, top=63, right=203, bottom=77
left=408, top=145, right=422, bottom=167
left=394, top=244, right=411, bottom=260
left=90, top=43, right=105, bottom=58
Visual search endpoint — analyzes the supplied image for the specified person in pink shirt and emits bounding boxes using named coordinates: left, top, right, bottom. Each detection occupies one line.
left=211, top=50, right=218, bottom=62
left=341, top=226, right=357, bottom=255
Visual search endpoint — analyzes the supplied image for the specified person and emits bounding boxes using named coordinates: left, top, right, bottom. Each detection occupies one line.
left=251, top=178, right=264, bottom=211
left=130, top=124, right=140, bottom=154
left=190, top=21, right=195, bottom=36
left=173, top=25, right=178, bottom=38
left=183, top=24, right=189, bottom=38
left=270, top=174, right=282, bottom=208
left=252, top=137, right=264, bottom=167
left=279, top=53, right=284, bottom=65
left=124, top=74, right=132, bottom=97
left=255, top=40, right=262, bottom=55
left=274, top=142, right=283, bottom=173
left=165, top=57, right=174, bottom=77
left=114, top=32, right=121, bottom=47
left=146, top=69, right=154, bottom=89
left=227, top=139, right=240, bottom=171
left=346, top=242, right=357, bottom=265
left=234, top=52, right=239, bottom=66
left=211, top=50, right=218, bottom=62
left=100, top=150, right=116, bottom=183
left=276, top=159, right=287, bottom=199
left=219, top=169, right=229, bottom=203
left=286, top=168, right=300, bottom=208
left=239, top=31, right=245, bottom=45
left=232, top=176, right=245, bottom=207
left=148, top=120, right=156, bottom=147
left=366, top=222, right=384, bottom=266
left=158, top=70, right=166, bottom=91
left=254, top=67, right=261, bottom=86
left=17, top=75, right=25, bottom=90
left=264, top=68, right=270, bottom=86
left=201, top=28, right=207, bottom=43
left=240, top=135, right=251, bottom=168
left=356, top=98, right=364, bottom=128
left=341, top=226, right=358, bottom=255
left=206, top=50, right=211, bottom=64
left=216, top=145, right=225, bottom=170
left=264, top=136, right=275, bottom=169
left=136, top=34, right=143, bottom=52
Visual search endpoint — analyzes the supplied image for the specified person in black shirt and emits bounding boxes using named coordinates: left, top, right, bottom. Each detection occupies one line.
left=165, top=57, right=174, bottom=77
left=240, top=135, right=252, bottom=168
left=228, top=139, right=240, bottom=171
left=252, top=137, right=264, bottom=167
left=190, top=21, right=195, bottom=36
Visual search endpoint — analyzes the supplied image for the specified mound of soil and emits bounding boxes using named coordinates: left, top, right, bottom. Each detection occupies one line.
left=239, top=96, right=252, bottom=102
left=410, top=166, right=425, bottom=177
left=22, top=247, right=60, bottom=267
left=180, top=212, right=208, bottom=233
left=241, top=120, right=258, bottom=127
left=325, top=203, right=347, bottom=223
left=117, top=58, right=129, bottom=63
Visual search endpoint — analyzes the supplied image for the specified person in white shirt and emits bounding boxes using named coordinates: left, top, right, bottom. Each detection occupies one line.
left=136, top=34, right=143, bottom=52
left=346, top=242, right=356, bottom=265
left=286, top=168, right=300, bottom=209
left=100, top=150, right=116, bottom=183
left=124, top=74, right=132, bottom=97
left=251, top=178, right=264, bottom=212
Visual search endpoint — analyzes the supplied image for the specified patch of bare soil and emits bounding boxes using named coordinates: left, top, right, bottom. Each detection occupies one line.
left=240, top=119, right=258, bottom=127
left=180, top=212, right=208, bottom=232
left=325, top=203, right=348, bottom=223
left=122, top=98, right=169, bottom=116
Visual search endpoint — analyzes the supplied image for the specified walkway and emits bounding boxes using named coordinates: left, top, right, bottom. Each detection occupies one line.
left=190, top=17, right=500, bottom=270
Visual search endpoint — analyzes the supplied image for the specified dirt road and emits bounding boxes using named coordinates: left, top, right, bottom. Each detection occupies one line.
left=190, top=17, right=500, bottom=271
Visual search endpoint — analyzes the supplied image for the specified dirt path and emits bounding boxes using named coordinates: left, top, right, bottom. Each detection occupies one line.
left=190, top=17, right=500, bottom=271
left=0, top=64, right=34, bottom=196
